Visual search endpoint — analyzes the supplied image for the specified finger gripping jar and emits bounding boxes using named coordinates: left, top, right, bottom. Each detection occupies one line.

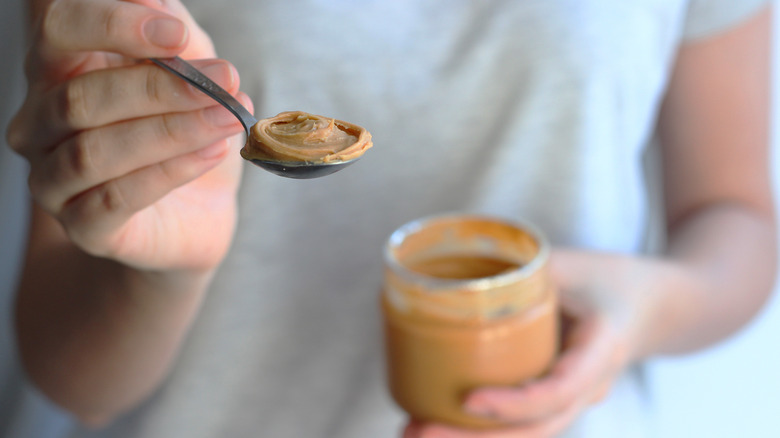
left=382, top=215, right=558, bottom=429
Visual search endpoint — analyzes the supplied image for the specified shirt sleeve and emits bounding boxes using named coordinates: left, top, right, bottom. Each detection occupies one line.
left=682, top=0, right=772, bottom=40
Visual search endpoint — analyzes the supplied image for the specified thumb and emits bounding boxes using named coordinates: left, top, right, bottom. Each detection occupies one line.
left=125, top=0, right=216, bottom=59
left=548, top=249, right=595, bottom=315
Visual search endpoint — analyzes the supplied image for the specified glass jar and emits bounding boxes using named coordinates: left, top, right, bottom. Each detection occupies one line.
left=381, top=214, right=558, bottom=429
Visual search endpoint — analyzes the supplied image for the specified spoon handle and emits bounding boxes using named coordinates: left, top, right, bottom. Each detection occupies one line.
left=150, top=57, right=258, bottom=133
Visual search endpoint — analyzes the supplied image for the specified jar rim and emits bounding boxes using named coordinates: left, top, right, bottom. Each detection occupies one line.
left=384, top=213, right=550, bottom=293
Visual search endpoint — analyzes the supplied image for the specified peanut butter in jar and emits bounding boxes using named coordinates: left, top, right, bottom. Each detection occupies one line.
left=382, top=215, right=559, bottom=429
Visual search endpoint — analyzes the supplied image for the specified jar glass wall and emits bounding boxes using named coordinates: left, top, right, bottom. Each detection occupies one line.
left=382, top=215, right=559, bottom=429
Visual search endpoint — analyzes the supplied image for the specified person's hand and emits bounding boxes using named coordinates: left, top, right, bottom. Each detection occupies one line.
left=403, top=249, right=672, bottom=438
left=7, top=0, right=251, bottom=271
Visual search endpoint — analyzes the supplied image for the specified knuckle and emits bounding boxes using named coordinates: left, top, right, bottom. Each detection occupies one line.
left=157, top=113, right=188, bottom=144
left=27, top=170, right=62, bottom=216
left=98, top=181, right=130, bottom=216
left=102, top=2, right=123, bottom=38
left=5, top=115, right=28, bottom=154
left=62, top=132, right=100, bottom=180
left=144, top=66, right=165, bottom=104
left=27, top=171, right=49, bottom=208
left=39, top=0, right=67, bottom=47
left=60, top=79, right=91, bottom=128
left=59, top=182, right=128, bottom=256
left=102, top=3, right=126, bottom=42
left=153, top=161, right=176, bottom=185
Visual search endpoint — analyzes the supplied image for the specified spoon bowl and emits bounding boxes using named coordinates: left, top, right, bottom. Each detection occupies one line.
left=245, top=158, right=357, bottom=179
left=151, top=57, right=361, bottom=179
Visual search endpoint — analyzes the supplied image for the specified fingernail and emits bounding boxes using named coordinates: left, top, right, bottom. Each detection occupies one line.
left=144, top=17, right=187, bottom=48
left=197, top=142, right=227, bottom=159
left=203, top=105, right=239, bottom=127
left=200, top=62, right=235, bottom=89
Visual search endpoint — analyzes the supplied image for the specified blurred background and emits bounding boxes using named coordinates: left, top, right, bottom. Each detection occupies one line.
left=1, top=1, right=779, bottom=436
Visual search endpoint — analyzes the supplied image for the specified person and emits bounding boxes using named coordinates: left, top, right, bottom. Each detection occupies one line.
left=4, top=0, right=776, bottom=437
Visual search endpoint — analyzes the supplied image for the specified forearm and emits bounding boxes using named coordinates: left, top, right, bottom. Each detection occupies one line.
left=15, top=207, right=214, bottom=426
left=637, top=4, right=776, bottom=360
left=634, top=202, right=776, bottom=360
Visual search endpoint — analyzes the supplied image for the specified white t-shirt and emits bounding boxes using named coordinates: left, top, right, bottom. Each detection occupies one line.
left=1, top=0, right=770, bottom=437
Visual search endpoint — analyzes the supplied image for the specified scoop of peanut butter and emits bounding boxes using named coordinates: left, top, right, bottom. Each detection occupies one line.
left=240, top=111, right=373, bottom=164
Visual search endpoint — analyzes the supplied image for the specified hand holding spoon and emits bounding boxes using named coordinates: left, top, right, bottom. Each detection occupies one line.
left=150, top=57, right=371, bottom=179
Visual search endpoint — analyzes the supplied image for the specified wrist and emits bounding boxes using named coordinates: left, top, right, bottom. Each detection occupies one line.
left=626, top=258, right=709, bottom=362
left=121, top=263, right=217, bottom=302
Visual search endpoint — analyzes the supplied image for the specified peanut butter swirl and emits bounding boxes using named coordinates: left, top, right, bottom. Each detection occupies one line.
left=241, top=111, right=373, bottom=163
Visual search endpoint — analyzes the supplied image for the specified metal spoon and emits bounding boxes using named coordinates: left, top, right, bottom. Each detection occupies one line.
left=150, top=57, right=358, bottom=179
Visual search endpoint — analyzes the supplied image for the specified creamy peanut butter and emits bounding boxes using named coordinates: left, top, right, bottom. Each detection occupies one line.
left=382, top=216, right=559, bottom=429
left=240, top=111, right=372, bottom=163
left=406, top=255, right=519, bottom=280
